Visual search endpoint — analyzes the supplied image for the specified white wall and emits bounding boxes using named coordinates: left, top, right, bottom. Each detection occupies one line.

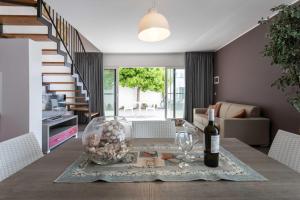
left=103, top=53, right=185, bottom=68
left=28, top=40, right=42, bottom=146
left=140, top=91, right=162, bottom=106
left=0, top=39, right=42, bottom=146
left=0, top=72, right=2, bottom=115
left=118, top=87, right=162, bottom=108
left=79, top=33, right=100, bottom=52
left=118, top=87, right=137, bottom=107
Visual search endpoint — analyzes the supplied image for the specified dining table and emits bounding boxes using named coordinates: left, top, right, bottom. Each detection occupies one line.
left=1, top=137, right=300, bottom=200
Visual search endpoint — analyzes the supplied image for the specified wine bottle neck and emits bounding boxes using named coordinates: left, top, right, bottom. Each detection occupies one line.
left=208, top=120, right=214, bottom=126
left=208, top=108, right=215, bottom=122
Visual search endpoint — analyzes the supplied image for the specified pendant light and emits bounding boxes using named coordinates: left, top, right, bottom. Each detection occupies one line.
left=138, top=0, right=170, bottom=42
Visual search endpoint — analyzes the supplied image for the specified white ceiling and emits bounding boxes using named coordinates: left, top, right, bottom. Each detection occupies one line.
left=45, top=0, right=297, bottom=53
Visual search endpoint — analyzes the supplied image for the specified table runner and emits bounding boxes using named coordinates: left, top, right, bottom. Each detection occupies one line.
left=55, top=144, right=267, bottom=183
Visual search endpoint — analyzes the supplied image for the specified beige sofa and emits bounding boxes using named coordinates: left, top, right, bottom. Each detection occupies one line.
left=193, top=101, right=270, bottom=145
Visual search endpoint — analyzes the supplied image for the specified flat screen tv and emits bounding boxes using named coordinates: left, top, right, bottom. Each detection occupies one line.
left=42, top=94, right=67, bottom=120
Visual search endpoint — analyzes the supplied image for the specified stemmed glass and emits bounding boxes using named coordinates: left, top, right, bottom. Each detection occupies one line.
left=175, top=131, right=194, bottom=168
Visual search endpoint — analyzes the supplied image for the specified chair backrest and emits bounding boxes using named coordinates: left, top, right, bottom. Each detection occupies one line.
left=132, top=120, right=176, bottom=138
left=0, top=133, right=43, bottom=182
left=268, top=130, right=300, bottom=173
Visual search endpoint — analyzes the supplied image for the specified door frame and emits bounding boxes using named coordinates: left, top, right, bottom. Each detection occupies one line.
left=104, top=66, right=185, bottom=118
left=165, top=67, right=185, bottom=119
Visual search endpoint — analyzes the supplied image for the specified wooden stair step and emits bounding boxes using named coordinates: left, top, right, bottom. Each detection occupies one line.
left=42, top=49, right=58, bottom=55
left=0, top=0, right=37, bottom=7
left=65, top=97, right=86, bottom=101
left=69, top=107, right=89, bottom=112
left=84, top=112, right=100, bottom=118
left=43, top=81, right=74, bottom=84
left=42, top=72, right=71, bottom=76
left=42, top=62, right=65, bottom=66
left=66, top=102, right=89, bottom=106
left=47, top=90, right=81, bottom=93
left=0, top=15, right=42, bottom=26
left=0, top=33, right=49, bottom=41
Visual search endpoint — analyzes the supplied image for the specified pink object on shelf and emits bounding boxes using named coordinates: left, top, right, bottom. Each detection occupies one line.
left=49, top=126, right=78, bottom=149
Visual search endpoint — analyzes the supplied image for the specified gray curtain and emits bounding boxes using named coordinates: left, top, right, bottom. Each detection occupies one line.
left=75, top=52, right=104, bottom=123
left=184, top=52, right=214, bottom=122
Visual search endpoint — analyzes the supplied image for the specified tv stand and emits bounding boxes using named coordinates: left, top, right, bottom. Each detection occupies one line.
left=42, top=115, right=78, bottom=154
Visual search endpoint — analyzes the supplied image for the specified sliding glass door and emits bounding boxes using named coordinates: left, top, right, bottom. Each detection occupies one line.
left=118, top=67, right=165, bottom=120
left=175, top=69, right=185, bottom=118
left=103, top=67, right=185, bottom=119
left=103, top=69, right=116, bottom=116
left=166, top=68, right=185, bottom=119
left=166, top=69, right=174, bottom=118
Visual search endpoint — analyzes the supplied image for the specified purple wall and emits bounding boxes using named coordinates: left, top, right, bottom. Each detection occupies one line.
left=214, top=23, right=300, bottom=139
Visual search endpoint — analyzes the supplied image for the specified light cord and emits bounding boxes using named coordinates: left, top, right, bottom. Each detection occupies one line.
left=152, top=0, right=159, bottom=11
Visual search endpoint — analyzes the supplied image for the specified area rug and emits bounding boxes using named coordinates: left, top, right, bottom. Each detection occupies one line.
left=55, top=144, right=267, bottom=183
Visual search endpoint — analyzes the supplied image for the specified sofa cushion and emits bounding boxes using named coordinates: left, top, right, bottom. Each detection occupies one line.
left=195, top=114, right=220, bottom=129
left=227, top=107, right=245, bottom=119
left=232, top=109, right=246, bottom=118
left=218, top=102, right=260, bottom=118
left=215, top=102, right=222, bottom=117
left=205, top=102, right=222, bottom=117
left=193, top=113, right=203, bottom=123
left=200, top=114, right=208, bottom=125
left=219, top=103, right=231, bottom=118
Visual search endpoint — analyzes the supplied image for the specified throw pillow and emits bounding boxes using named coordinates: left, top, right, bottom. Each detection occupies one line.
left=205, top=105, right=215, bottom=115
left=232, top=109, right=247, bottom=118
left=214, top=102, right=222, bottom=117
left=205, top=103, right=222, bottom=117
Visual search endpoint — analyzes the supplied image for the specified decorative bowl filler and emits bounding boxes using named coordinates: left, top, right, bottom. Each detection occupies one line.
left=82, top=116, right=132, bottom=165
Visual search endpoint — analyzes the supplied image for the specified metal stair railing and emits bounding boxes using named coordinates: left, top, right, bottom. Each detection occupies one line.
left=37, top=0, right=90, bottom=97
left=37, top=0, right=92, bottom=119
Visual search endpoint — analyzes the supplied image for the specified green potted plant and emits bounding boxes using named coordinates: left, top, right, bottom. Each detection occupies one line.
left=260, top=4, right=300, bottom=111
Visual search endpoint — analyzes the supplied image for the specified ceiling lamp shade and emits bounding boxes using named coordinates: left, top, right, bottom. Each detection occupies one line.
left=138, top=8, right=170, bottom=42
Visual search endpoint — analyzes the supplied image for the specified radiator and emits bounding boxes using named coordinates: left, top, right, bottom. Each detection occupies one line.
left=132, top=120, right=176, bottom=138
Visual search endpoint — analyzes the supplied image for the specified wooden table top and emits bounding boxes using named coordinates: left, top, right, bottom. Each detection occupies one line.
left=1, top=138, right=300, bottom=200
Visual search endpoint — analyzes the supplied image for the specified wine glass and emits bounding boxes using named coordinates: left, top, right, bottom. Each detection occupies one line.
left=175, top=132, right=184, bottom=160
left=176, top=131, right=194, bottom=168
left=182, top=122, right=199, bottom=158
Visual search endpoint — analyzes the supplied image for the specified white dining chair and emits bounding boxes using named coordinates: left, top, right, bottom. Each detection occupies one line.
left=123, top=104, right=134, bottom=113
left=0, top=133, right=43, bottom=182
left=146, top=103, right=156, bottom=112
left=268, top=130, right=300, bottom=173
left=132, top=120, right=176, bottom=138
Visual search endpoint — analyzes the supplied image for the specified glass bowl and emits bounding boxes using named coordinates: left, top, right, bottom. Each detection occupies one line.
left=82, top=116, right=132, bottom=165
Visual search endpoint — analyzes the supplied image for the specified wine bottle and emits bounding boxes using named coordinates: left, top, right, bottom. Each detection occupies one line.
left=204, top=108, right=220, bottom=167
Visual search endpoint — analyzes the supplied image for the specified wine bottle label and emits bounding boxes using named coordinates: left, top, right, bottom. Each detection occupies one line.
left=211, top=135, right=220, bottom=153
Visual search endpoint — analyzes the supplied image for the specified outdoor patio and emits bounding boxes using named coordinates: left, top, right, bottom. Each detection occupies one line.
left=118, top=108, right=165, bottom=121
